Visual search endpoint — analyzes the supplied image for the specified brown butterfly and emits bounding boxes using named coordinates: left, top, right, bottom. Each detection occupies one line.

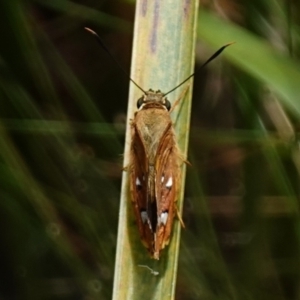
left=84, top=27, right=232, bottom=260
left=129, top=89, right=182, bottom=259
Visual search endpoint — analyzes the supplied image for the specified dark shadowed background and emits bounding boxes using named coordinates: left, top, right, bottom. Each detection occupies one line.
left=0, top=0, right=300, bottom=299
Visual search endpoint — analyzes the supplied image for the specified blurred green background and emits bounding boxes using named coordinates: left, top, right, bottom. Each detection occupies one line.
left=1, top=0, right=300, bottom=299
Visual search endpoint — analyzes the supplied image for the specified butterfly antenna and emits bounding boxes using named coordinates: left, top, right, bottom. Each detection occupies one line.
left=84, top=27, right=146, bottom=94
left=163, top=42, right=234, bottom=97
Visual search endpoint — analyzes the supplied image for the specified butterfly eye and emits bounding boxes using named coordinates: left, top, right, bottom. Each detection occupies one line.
left=137, top=97, right=144, bottom=109
left=164, top=99, right=171, bottom=111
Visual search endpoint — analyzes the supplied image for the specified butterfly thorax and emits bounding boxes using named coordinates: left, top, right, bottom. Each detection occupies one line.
left=135, top=104, right=171, bottom=164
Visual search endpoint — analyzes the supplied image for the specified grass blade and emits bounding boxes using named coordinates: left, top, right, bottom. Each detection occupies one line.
left=113, top=1, right=199, bottom=299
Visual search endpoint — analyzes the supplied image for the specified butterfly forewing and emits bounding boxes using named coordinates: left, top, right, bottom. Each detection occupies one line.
left=129, top=127, right=153, bottom=247
left=153, top=128, right=179, bottom=258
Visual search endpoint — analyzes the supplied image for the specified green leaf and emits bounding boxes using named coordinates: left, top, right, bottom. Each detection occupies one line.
left=198, top=11, right=300, bottom=116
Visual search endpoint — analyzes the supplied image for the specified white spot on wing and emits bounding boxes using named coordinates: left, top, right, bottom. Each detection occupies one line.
left=161, top=176, right=164, bottom=183
left=158, top=212, right=168, bottom=226
left=141, top=211, right=148, bottom=224
left=136, top=177, right=142, bottom=187
left=165, top=177, right=173, bottom=188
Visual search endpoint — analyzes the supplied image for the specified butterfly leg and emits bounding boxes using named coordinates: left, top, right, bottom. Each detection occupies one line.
left=175, top=206, right=185, bottom=228
left=169, top=83, right=191, bottom=114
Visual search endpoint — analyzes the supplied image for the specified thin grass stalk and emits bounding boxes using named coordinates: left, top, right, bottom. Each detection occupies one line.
left=113, top=0, right=198, bottom=299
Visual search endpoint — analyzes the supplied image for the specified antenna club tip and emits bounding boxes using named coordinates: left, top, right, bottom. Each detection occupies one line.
left=225, top=41, right=236, bottom=47
left=84, top=27, right=97, bottom=35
